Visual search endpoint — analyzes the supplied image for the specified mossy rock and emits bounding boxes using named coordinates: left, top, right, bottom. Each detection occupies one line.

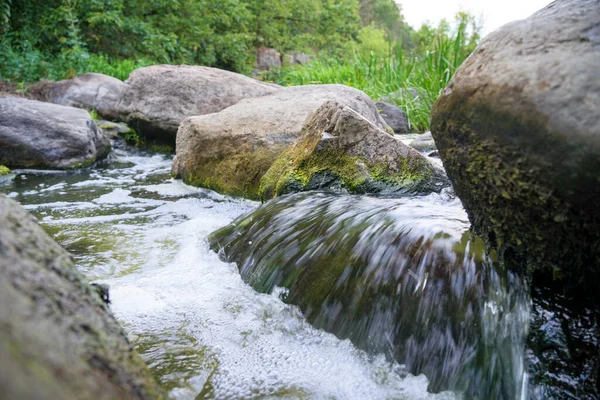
left=208, top=192, right=526, bottom=398
left=0, top=194, right=164, bottom=400
left=259, top=101, right=438, bottom=200
left=172, top=85, right=392, bottom=199
left=431, top=0, right=600, bottom=298
left=0, top=165, right=9, bottom=176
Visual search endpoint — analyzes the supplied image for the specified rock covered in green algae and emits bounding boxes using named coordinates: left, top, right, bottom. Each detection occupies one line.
left=0, top=194, right=164, bottom=400
left=208, top=192, right=529, bottom=398
left=0, top=97, right=111, bottom=169
left=430, top=0, right=600, bottom=296
left=259, top=101, right=439, bottom=199
left=172, top=84, right=391, bottom=199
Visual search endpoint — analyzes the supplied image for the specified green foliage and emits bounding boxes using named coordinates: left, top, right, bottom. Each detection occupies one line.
left=265, top=13, right=481, bottom=131
left=0, top=0, right=363, bottom=82
left=89, top=109, right=100, bottom=121
left=0, top=165, right=10, bottom=176
left=356, top=24, right=389, bottom=59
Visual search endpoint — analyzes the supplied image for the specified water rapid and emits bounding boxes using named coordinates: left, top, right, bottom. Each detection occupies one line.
left=7, top=143, right=590, bottom=399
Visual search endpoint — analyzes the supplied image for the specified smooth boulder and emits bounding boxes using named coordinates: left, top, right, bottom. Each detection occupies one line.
left=28, top=73, right=127, bottom=120
left=0, top=194, right=163, bottom=400
left=260, top=101, right=435, bottom=199
left=375, top=102, right=410, bottom=134
left=430, top=0, right=600, bottom=294
left=0, top=97, right=110, bottom=169
left=173, top=84, right=391, bottom=199
left=118, top=65, right=280, bottom=140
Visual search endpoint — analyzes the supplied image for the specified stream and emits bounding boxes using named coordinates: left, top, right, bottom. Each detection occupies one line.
left=1, top=141, right=597, bottom=399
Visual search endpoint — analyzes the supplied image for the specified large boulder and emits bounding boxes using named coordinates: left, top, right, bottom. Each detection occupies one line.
left=430, top=0, right=600, bottom=294
left=0, top=97, right=110, bottom=169
left=28, top=73, right=127, bottom=120
left=0, top=194, right=164, bottom=400
left=172, top=84, right=391, bottom=199
left=118, top=65, right=280, bottom=140
left=260, top=101, right=436, bottom=199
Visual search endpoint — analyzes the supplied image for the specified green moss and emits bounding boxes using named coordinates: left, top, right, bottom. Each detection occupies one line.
left=259, top=143, right=431, bottom=200
left=0, top=165, right=10, bottom=176
left=182, top=145, right=283, bottom=200
left=431, top=87, right=600, bottom=296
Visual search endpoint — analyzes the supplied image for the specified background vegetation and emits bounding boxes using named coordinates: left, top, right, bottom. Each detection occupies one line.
left=0, top=0, right=481, bottom=130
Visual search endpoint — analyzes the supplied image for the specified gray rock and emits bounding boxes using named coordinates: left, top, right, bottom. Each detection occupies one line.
left=259, top=100, right=436, bottom=199
left=284, top=52, right=312, bottom=66
left=376, top=102, right=410, bottom=134
left=0, top=194, right=164, bottom=400
left=28, top=73, right=126, bottom=120
left=118, top=65, right=281, bottom=140
left=409, top=131, right=437, bottom=152
left=256, top=47, right=282, bottom=71
left=430, top=0, right=600, bottom=295
left=0, top=97, right=110, bottom=169
left=172, top=84, right=391, bottom=199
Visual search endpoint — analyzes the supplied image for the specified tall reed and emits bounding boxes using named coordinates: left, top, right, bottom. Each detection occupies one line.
left=265, top=21, right=473, bottom=132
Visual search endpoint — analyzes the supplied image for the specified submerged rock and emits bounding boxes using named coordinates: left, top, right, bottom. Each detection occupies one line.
left=173, top=84, right=390, bottom=199
left=260, top=101, right=438, bottom=199
left=375, top=102, right=410, bottom=134
left=0, top=97, right=110, bottom=169
left=208, top=192, right=530, bottom=398
left=118, top=65, right=280, bottom=140
left=409, top=131, right=437, bottom=152
left=0, top=194, right=163, bottom=400
left=430, top=0, right=600, bottom=295
left=28, top=73, right=127, bottom=120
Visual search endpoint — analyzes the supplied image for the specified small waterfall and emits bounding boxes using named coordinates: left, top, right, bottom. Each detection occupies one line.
left=210, top=190, right=531, bottom=398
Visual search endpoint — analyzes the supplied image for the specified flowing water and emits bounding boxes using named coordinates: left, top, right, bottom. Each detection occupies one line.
left=1, top=142, right=596, bottom=399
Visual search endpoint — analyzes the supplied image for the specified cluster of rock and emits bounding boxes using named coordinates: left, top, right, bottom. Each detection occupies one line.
left=2, top=63, right=429, bottom=197
left=172, top=83, right=433, bottom=199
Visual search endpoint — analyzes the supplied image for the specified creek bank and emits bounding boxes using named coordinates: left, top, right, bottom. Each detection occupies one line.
left=259, top=101, right=439, bottom=199
left=0, top=194, right=163, bottom=400
left=0, top=97, right=110, bottom=169
left=172, top=84, right=395, bottom=199
left=430, top=0, right=600, bottom=297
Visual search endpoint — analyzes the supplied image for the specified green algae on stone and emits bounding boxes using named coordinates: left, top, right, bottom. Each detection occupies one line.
left=0, top=165, right=10, bottom=176
left=430, top=0, right=600, bottom=297
left=259, top=101, right=434, bottom=200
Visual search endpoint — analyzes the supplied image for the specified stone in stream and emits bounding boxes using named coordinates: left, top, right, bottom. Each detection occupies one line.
left=27, top=73, right=127, bottom=120
left=0, top=194, right=164, bottom=400
left=259, top=101, right=440, bottom=199
left=409, top=131, right=437, bottom=152
left=208, top=192, right=529, bottom=399
left=375, top=101, right=410, bottom=134
left=118, top=65, right=281, bottom=140
left=0, top=97, right=111, bottom=169
left=172, top=84, right=391, bottom=199
left=430, top=0, right=600, bottom=296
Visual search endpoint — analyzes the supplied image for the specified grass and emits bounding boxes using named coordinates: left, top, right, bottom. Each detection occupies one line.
left=264, top=24, right=473, bottom=132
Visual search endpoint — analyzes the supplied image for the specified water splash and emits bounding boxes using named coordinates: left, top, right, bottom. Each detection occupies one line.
left=210, top=191, right=531, bottom=398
